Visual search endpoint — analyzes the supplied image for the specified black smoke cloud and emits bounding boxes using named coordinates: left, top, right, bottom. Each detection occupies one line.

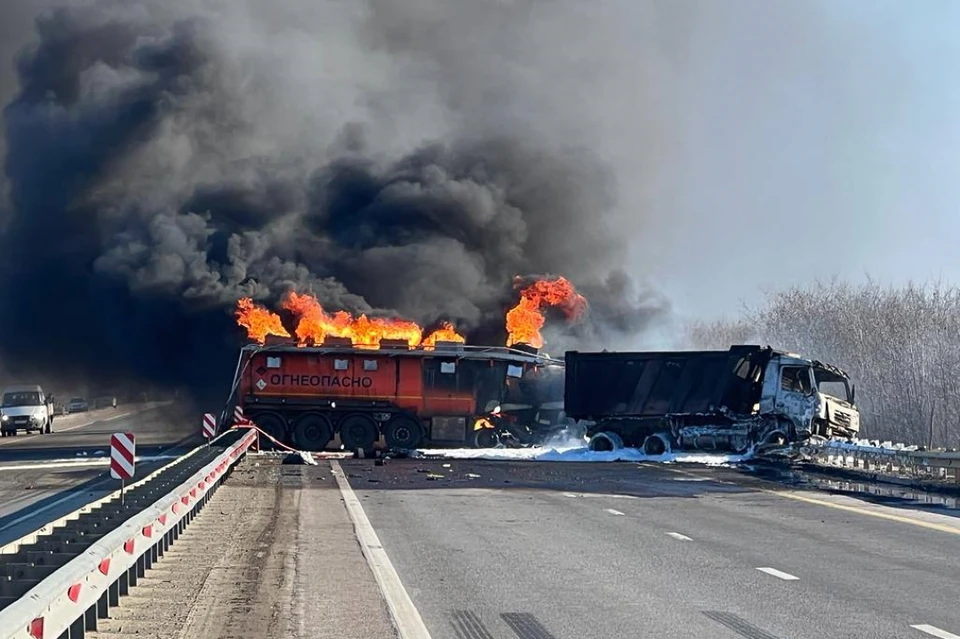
left=0, top=0, right=669, bottom=398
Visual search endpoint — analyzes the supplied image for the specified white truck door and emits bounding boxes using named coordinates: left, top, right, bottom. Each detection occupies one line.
left=774, top=365, right=818, bottom=437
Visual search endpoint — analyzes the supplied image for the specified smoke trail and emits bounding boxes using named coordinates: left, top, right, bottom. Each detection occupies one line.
left=0, top=0, right=671, bottom=396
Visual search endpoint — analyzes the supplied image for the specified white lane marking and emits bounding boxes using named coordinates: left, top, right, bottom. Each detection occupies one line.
left=55, top=420, right=98, bottom=433
left=604, top=508, right=625, bottom=516
left=330, top=461, right=432, bottom=639
left=755, top=567, right=799, bottom=581
left=665, top=532, right=692, bottom=541
left=561, top=492, right=638, bottom=500
left=0, top=484, right=110, bottom=533
left=103, top=412, right=132, bottom=422
left=0, top=456, right=178, bottom=471
left=911, top=624, right=960, bottom=639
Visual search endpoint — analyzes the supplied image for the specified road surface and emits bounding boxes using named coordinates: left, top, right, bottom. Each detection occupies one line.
left=89, top=455, right=960, bottom=639
left=0, top=402, right=200, bottom=546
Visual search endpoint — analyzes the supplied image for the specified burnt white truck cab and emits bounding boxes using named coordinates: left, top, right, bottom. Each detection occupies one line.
left=1, top=384, right=55, bottom=436
left=758, top=353, right=860, bottom=442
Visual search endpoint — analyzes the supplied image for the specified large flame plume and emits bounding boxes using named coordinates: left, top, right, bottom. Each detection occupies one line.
left=236, top=292, right=467, bottom=349
left=237, top=276, right=586, bottom=350
left=235, top=298, right=291, bottom=343
left=506, top=276, right=587, bottom=348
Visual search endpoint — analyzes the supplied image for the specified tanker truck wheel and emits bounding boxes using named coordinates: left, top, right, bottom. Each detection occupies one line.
left=469, top=426, right=500, bottom=449
left=293, top=413, right=333, bottom=452
left=384, top=416, right=423, bottom=450
left=249, top=412, right=286, bottom=450
left=339, top=414, right=378, bottom=454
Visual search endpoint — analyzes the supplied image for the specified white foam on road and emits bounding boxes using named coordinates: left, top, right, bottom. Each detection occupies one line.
left=755, top=567, right=799, bottom=581
left=665, top=532, right=692, bottom=541
left=911, top=624, right=960, bottom=639
left=411, top=445, right=747, bottom=466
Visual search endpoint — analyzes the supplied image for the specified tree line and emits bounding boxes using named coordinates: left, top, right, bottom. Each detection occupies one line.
left=685, top=279, right=960, bottom=448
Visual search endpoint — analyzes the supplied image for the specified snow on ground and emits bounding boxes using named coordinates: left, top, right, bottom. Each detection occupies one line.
left=410, top=444, right=749, bottom=466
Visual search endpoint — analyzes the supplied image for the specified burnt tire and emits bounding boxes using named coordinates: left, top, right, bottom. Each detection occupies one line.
left=338, top=414, right=378, bottom=453
left=469, top=427, right=500, bottom=449
left=293, top=413, right=333, bottom=452
left=249, top=412, right=286, bottom=450
left=383, top=416, right=423, bottom=450
left=642, top=434, right=667, bottom=456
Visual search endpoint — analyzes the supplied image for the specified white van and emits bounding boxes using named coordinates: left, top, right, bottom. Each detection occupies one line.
left=0, top=384, right=55, bottom=436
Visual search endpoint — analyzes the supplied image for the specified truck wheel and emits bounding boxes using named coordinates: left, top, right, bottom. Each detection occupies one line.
left=642, top=434, right=668, bottom=456
left=249, top=412, right=286, bottom=450
left=339, top=414, right=378, bottom=453
left=384, top=416, right=423, bottom=450
left=293, top=414, right=333, bottom=451
left=469, top=427, right=500, bottom=449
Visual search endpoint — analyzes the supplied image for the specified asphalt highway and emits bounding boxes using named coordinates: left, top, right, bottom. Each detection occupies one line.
left=340, top=459, right=960, bottom=639
left=0, top=402, right=201, bottom=546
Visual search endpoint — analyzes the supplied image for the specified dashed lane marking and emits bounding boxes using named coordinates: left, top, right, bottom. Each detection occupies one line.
left=331, top=460, right=433, bottom=639
left=755, top=567, right=799, bottom=581
left=911, top=624, right=960, bottom=639
left=103, top=412, right=132, bottom=421
left=665, top=532, right=692, bottom=541
left=604, top=508, right=625, bottom=516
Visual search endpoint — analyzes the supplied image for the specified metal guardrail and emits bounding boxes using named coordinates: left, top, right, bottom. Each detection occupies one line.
left=0, top=427, right=257, bottom=639
left=806, top=439, right=960, bottom=484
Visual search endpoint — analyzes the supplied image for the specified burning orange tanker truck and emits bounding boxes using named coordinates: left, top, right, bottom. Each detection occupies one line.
left=225, top=278, right=579, bottom=452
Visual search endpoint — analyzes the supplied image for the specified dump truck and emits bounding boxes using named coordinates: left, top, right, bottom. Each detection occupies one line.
left=228, top=339, right=567, bottom=451
left=564, top=345, right=860, bottom=455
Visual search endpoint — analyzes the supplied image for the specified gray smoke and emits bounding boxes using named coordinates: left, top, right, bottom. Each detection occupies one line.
left=0, top=0, right=670, bottom=393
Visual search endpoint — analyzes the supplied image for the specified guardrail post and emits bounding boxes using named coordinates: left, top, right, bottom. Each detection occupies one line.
left=96, top=591, right=108, bottom=618
left=84, top=603, right=97, bottom=631
left=68, top=615, right=84, bottom=638
left=109, top=577, right=120, bottom=606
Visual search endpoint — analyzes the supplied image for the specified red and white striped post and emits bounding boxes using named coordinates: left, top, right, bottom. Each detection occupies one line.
left=110, top=432, right=136, bottom=505
left=233, top=405, right=244, bottom=425
left=202, top=413, right=217, bottom=443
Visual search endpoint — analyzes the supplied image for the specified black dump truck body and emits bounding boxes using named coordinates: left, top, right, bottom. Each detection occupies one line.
left=564, top=345, right=770, bottom=420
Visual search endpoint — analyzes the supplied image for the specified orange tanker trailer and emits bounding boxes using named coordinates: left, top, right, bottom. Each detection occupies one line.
left=230, top=338, right=565, bottom=452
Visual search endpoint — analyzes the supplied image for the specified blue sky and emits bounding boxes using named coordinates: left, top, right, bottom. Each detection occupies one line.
left=631, top=0, right=960, bottom=318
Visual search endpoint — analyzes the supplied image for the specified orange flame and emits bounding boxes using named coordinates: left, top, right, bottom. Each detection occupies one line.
left=268, top=291, right=465, bottom=349
left=422, top=322, right=467, bottom=349
left=235, top=297, right=291, bottom=344
left=505, top=276, right=587, bottom=348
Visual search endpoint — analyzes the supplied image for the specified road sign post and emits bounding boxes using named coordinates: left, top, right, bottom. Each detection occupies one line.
left=110, top=432, right=135, bottom=505
left=202, top=413, right=217, bottom=444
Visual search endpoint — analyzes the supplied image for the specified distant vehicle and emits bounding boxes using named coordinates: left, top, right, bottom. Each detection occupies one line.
left=0, top=384, right=55, bottom=436
left=66, top=397, right=89, bottom=413
left=93, top=396, right=118, bottom=409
